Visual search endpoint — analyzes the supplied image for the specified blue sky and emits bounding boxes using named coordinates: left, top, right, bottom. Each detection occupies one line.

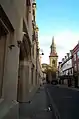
left=36, top=0, right=79, bottom=63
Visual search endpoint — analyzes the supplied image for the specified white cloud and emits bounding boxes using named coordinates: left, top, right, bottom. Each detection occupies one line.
left=39, top=30, right=79, bottom=64
left=55, top=30, right=79, bottom=61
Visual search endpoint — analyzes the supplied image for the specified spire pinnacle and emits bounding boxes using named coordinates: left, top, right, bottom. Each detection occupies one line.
left=50, top=36, right=56, bottom=54
left=52, top=36, right=54, bottom=45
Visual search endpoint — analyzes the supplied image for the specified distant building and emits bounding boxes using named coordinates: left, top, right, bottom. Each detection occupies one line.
left=42, top=63, right=47, bottom=76
left=42, top=63, right=48, bottom=72
left=49, top=36, right=58, bottom=71
left=58, top=62, right=62, bottom=80
left=59, top=51, right=73, bottom=86
left=42, top=37, right=58, bottom=83
left=72, top=42, right=79, bottom=87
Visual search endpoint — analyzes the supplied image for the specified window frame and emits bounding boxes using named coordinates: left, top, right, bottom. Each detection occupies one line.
left=77, top=51, right=79, bottom=59
left=74, top=54, right=76, bottom=61
left=74, top=63, right=77, bottom=71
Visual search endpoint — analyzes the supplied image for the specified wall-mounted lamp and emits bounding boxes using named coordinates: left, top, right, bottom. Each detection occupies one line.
left=22, top=32, right=26, bottom=35
left=39, top=49, right=44, bottom=55
left=17, top=41, right=22, bottom=47
left=35, top=26, right=39, bottom=32
left=8, top=44, right=15, bottom=50
left=32, top=0, right=36, bottom=8
left=41, top=52, right=44, bottom=55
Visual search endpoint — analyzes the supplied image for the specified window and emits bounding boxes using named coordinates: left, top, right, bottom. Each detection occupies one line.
left=78, top=62, right=79, bottom=71
left=0, top=5, right=14, bottom=98
left=77, top=51, right=79, bottom=59
left=74, top=54, right=76, bottom=61
left=74, top=64, right=77, bottom=71
left=52, top=60, right=55, bottom=66
left=26, top=1, right=31, bottom=23
left=31, top=66, right=34, bottom=84
left=32, top=45, right=34, bottom=58
left=0, top=20, right=8, bottom=98
left=71, top=69, right=72, bottom=74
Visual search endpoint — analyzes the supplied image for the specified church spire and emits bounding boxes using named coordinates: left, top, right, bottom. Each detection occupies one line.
left=52, top=36, right=54, bottom=45
left=50, top=36, right=56, bottom=54
left=49, top=36, right=58, bottom=69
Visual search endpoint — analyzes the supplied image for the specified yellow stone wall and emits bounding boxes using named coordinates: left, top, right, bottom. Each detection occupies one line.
left=49, top=56, right=58, bottom=71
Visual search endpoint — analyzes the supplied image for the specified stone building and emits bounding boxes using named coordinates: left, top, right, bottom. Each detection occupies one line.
left=58, top=51, right=73, bottom=86
left=49, top=36, right=58, bottom=71
left=31, top=0, right=43, bottom=91
left=42, top=37, right=58, bottom=83
left=48, top=37, right=58, bottom=82
left=58, top=62, right=62, bottom=83
left=72, top=41, right=79, bottom=87
left=37, top=55, right=43, bottom=85
left=0, top=0, right=42, bottom=119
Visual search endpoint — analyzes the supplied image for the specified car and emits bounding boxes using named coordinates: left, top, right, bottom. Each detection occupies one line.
left=51, top=80, right=58, bottom=85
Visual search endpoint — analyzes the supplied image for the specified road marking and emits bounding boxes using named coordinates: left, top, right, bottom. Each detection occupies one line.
left=46, top=88, right=61, bottom=119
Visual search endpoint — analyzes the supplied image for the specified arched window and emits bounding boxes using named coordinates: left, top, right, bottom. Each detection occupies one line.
left=52, top=60, right=55, bottom=65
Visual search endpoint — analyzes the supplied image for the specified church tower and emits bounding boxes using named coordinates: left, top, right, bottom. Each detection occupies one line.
left=49, top=36, right=58, bottom=71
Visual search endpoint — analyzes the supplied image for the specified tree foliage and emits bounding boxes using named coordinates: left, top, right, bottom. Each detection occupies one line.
left=44, top=65, right=56, bottom=73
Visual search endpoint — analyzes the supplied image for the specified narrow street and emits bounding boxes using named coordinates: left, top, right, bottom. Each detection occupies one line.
left=19, top=86, right=54, bottom=119
left=46, top=84, right=79, bottom=119
left=0, top=1, right=79, bottom=118
left=19, top=84, right=79, bottom=119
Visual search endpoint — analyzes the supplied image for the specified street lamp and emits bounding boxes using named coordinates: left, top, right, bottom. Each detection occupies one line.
left=32, top=0, right=36, bottom=8
left=39, top=49, right=44, bottom=56
left=40, top=52, right=44, bottom=55
left=22, top=31, right=26, bottom=35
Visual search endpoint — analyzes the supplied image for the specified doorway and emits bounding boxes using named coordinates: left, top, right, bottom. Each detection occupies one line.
left=0, top=20, right=7, bottom=98
left=17, top=47, right=24, bottom=102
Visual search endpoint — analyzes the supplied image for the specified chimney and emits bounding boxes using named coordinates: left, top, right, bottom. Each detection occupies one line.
left=67, top=53, right=69, bottom=58
left=70, top=50, right=72, bottom=56
left=59, top=62, right=62, bottom=64
left=62, top=58, right=64, bottom=62
left=65, top=56, right=67, bottom=59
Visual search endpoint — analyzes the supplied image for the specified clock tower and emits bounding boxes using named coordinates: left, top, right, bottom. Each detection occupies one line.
left=49, top=36, right=58, bottom=71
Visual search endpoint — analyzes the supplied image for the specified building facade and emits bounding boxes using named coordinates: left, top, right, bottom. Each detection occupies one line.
left=72, top=42, right=79, bottom=87
left=0, top=0, right=42, bottom=119
left=58, top=51, right=73, bottom=86
left=58, top=62, right=62, bottom=83
left=37, top=55, right=43, bottom=85
left=41, top=37, right=58, bottom=83
left=49, top=37, right=58, bottom=71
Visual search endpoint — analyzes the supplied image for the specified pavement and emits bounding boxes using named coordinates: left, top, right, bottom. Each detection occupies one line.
left=46, top=84, right=79, bottom=119
left=19, top=85, right=55, bottom=119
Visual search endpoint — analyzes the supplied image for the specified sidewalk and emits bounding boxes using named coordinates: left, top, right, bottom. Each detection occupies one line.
left=19, top=86, right=54, bottom=119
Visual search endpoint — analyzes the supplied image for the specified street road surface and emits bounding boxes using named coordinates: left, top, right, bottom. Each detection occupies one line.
left=46, top=84, right=79, bottom=119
